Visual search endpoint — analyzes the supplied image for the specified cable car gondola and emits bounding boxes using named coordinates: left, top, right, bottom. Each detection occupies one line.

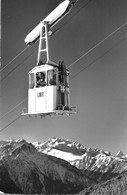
left=22, top=1, right=77, bottom=117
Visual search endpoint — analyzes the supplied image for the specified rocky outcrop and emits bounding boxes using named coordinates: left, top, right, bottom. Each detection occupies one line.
left=78, top=171, right=127, bottom=195
left=0, top=163, right=23, bottom=193
left=0, top=139, right=93, bottom=194
left=0, top=138, right=127, bottom=194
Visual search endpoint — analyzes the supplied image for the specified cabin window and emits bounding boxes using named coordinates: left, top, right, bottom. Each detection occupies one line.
left=29, top=73, right=35, bottom=89
left=36, top=72, right=46, bottom=87
left=47, top=69, right=57, bottom=86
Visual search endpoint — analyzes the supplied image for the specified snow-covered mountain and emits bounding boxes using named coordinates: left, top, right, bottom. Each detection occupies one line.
left=116, top=150, right=127, bottom=160
left=0, top=137, right=127, bottom=194
left=0, top=139, right=93, bottom=194
left=33, top=137, right=127, bottom=182
left=33, top=137, right=86, bottom=162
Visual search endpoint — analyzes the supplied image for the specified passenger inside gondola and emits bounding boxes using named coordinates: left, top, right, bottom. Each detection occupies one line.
left=36, top=72, right=46, bottom=87
left=48, top=69, right=57, bottom=86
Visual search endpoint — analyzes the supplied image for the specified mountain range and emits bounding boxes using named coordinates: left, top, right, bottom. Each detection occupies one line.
left=0, top=137, right=127, bottom=194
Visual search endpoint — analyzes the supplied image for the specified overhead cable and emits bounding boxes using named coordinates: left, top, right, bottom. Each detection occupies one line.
left=0, top=21, right=127, bottom=132
left=56, top=0, right=91, bottom=32
left=70, top=36, right=127, bottom=80
left=68, top=21, right=127, bottom=69
left=0, top=115, right=22, bottom=133
left=1, top=0, right=90, bottom=76
left=0, top=36, right=126, bottom=133
left=0, top=46, right=29, bottom=73
left=1, top=49, right=36, bottom=82
left=0, top=98, right=28, bottom=121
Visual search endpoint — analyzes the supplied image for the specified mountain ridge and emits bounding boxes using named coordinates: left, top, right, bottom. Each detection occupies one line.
left=33, top=137, right=127, bottom=183
left=0, top=138, right=93, bottom=194
left=0, top=137, right=127, bottom=194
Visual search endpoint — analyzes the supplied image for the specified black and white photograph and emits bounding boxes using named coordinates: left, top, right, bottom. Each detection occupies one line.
left=0, top=0, right=127, bottom=194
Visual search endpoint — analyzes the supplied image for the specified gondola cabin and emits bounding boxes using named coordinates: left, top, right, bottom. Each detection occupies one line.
left=22, top=3, right=77, bottom=117
left=22, top=62, right=76, bottom=117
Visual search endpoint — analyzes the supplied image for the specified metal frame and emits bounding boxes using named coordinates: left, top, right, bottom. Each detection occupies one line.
left=37, top=21, right=57, bottom=66
left=22, top=105, right=77, bottom=117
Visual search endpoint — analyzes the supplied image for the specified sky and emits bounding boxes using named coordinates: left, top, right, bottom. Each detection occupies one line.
left=1, top=0, right=127, bottom=155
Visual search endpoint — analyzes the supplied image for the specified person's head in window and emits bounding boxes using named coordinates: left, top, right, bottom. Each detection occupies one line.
left=36, top=72, right=46, bottom=87
left=40, top=72, right=45, bottom=81
left=49, top=70, right=56, bottom=85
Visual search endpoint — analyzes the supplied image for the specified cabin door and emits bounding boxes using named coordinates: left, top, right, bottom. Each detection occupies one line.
left=35, top=71, right=47, bottom=113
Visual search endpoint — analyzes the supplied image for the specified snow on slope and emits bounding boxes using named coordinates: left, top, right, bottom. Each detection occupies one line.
left=33, top=137, right=127, bottom=165
left=33, top=137, right=127, bottom=182
left=116, top=150, right=127, bottom=160
left=33, top=137, right=87, bottom=162
left=33, top=137, right=86, bottom=155
left=1, top=137, right=127, bottom=194
left=44, top=148, right=82, bottom=161
left=0, top=139, right=93, bottom=194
